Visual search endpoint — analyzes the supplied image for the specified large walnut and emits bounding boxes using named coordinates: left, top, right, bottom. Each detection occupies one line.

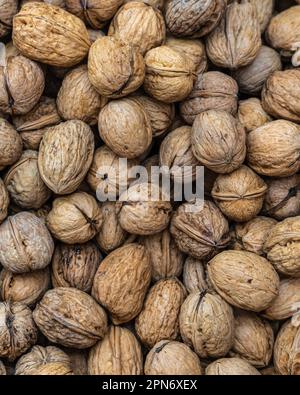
left=0, top=118, right=23, bottom=170
left=238, top=98, right=272, bottom=133
left=206, top=357, right=261, bottom=375
left=0, top=179, right=9, bottom=225
left=0, top=0, right=18, bottom=38
left=183, top=257, right=208, bottom=294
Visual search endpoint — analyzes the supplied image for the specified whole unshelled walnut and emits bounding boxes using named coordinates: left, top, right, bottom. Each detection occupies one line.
left=165, top=0, right=226, bottom=38
left=0, top=212, right=54, bottom=273
left=208, top=250, right=279, bottom=312
left=0, top=268, right=50, bottom=306
left=46, top=192, right=103, bottom=244
left=0, top=0, right=18, bottom=38
left=0, top=118, right=23, bottom=170
left=0, top=301, right=37, bottom=361
left=38, top=120, right=94, bottom=194
left=15, top=346, right=73, bottom=375
left=0, top=179, right=9, bottom=225
left=180, top=71, right=238, bottom=125
left=92, top=243, right=151, bottom=324
left=143, top=45, right=195, bottom=103
left=180, top=291, right=234, bottom=359
left=33, top=287, right=108, bottom=348
left=248, top=0, right=274, bottom=32
left=0, top=361, right=5, bottom=375
left=206, top=357, right=261, bottom=375
left=13, top=3, right=91, bottom=67
left=135, top=278, right=186, bottom=348
left=88, top=36, right=145, bottom=98
left=183, top=257, right=208, bottom=294
left=108, top=2, right=166, bottom=55
left=51, top=242, right=101, bottom=293
left=211, top=165, right=267, bottom=222
left=238, top=98, right=272, bottom=133
left=98, top=98, right=152, bottom=159
left=191, top=110, right=246, bottom=174
left=144, top=340, right=203, bottom=375
left=88, top=326, right=143, bottom=375
left=247, top=120, right=300, bottom=177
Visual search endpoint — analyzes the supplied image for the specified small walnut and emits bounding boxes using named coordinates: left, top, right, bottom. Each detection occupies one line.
left=208, top=250, right=279, bottom=312
left=191, top=110, right=246, bottom=174
left=13, top=3, right=91, bottom=67
left=144, top=340, right=203, bottom=375
left=0, top=360, right=5, bottom=375
left=33, top=287, right=108, bottom=348
left=180, top=71, right=238, bottom=125
left=46, top=192, right=103, bottom=244
left=0, top=118, right=23, bottom=170
left=238, top=98, right=272, bottom=133
left=135, top=278, right=186, bottom=348
left=92, top=243, right=151, bottom=324
left=183, top=257, right=208, bottom=294
left=88, top=326, right=143, bottom=375
left=0, top=212, right=54, bottom=273
left=0, top=179, right=9, bottom=225
left=0, top=301, right=37, bottom=361
left=206, top=357, right=261, bottom=375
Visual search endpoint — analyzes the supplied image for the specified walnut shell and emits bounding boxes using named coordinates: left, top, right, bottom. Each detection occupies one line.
left=46, top=192, right=103, bottom=244
left=0, top=302, right=37, bottom=361
left=0, top=212, right=54, bottom=273
left=38, top=120, right=94, bottom=194
left=92, top=243, right=151, bottom=324
left=191, top=110, right=246, bottom=174
left=208, top=250, right=279, bottom=312
left=238, top=98, right=272, bottom=133
left=13, top=3, right=91, bottom=67
left=135, top=278, right=186, bottom=348
left=249, top=0, right=274, bottom=32
left=33, top=287, right=108, bottom=348
left=247, top=120, right=300, bottom=177
left=0, top=360, right=5, bottom=375
left=206, top=357, right=261, bottom=375
left=0, top=118, right=23, bottom=169
left=0, top=178, right=9, bottom=225
left=0, top=0, right=18, bottom=38
left=88, top=36, right=145, bottom=98
left=183, top=257, right=208, bottom=294
left=144, top=340, right=203, bottom=375
left=170, top=200, right=230, bottom=260
left=88, top=326, right=143, bottom=375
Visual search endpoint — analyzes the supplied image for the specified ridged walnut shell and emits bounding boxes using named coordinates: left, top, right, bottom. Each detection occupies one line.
left=92, top=243, right=151, bottom=324
left=238, top=98, right=272, bottom=133
left=33, top=287, right=108, bottom=349
left=0, top=0, right=18, bottom=38
left=0, top=178, right=9, bottom=224
left=183, top=257, right=208, bottom=294
left=88, top=326, right=143, bottom=375
left=13, top=3, right=91, bottom=67
left=0, top=118, right=23, bottom=169
left=206, top=357, right=261, bottom=375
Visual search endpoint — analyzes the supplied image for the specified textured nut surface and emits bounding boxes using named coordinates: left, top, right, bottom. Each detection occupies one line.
left=238, top=98, right=272, bottom=133
left=0, top=118, right=23, bottom=169
left=183, top=257, right=208, bottom=294
left=248, top=0, right=274, bottom=32
left=0, top=0, right=18, bottom=38
left=0, top=178, right=9, bottom=225
left=66, top=349, right=87, bottom=375
left=206, top=357, right=261, bottom=375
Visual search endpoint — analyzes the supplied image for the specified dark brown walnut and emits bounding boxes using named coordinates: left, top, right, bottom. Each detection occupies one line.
left=38, top=120, right=94, bottom=194
left=238, top=98, right=272, bottom=133
left=211, top=165, right=267, bottom=222
left=247, top=120, right=300, bottom=177
left=144, top=340, right=203, bottom=375
left=46, top=192, right=103, bottom=244
left=65, top=349, right=88, bottom=375
left=0, top=268, right=50, bottom=306
left=4, top=150, right=52, bottom=210
left=108, top=2, right=166, bottom=55
left=0, top=118, right=22, bottom=170
left=231, top=216, right=277, bottom=256
left=165, top=0, right=226, bottom=38
left=208, top=250, right=279, bottom=312
left=263, top=175, right=300, bottom=220
left=206, top=357, right=261, bottom=375
left=183, top=257, right=208, bottom=294
left=88, top=36, right=145, bottom=98
left=0, top=360, right=5, bottom=375
left=206, top=1, right=261, bottom=69
left=135, top=278, right=186, bottom=348
left=274, top=319, right=300, bottom=375
left=143, top=45, right=195, bottom=103
left=233, top=46, right=282, bottom=95
left=0, top=0, right=18, bottom=38
left=13, top=3, right=91, bottom=67
left=170, top=200, right=230, bottom=260
left=0, top=212, right=54, bottom=273
left=139, top=229, right=185, bottom=282
left=98, top=98, right=152, bottom=159
left=15, top=346, right=73, bottom=375
left=230, top=310, right=274, bottom=368
left=191, top=110, right=246, bottom=174
left=263, top=216, right=300, bottom=277
left=51, top=242, right=101, bottom=293
left=0, top=178, right=9, bottom=225
left=0, top=301, right=37, bottom=361
left=88, top=326, right=143, bottom=375
left=92, top=243, right=151, bottom=324
left=33, top=287, right=108, bottom=349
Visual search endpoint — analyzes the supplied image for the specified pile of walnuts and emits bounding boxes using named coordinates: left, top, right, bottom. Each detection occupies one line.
left=0, top=0, right=300, bottom=376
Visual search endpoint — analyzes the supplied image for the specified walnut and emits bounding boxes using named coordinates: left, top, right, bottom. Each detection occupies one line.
left=38, top=120, right=94, bottom=194
left=0, top=212, right=54, bottom=273
left=0, top=118, right=23, bottom=170
left=46, top=192, right=103, bottom=244
left=135, top=278, right=186, bottom=348
left=0, top=0, right=18, bottom=38
left=248, top=0, right=274, bottom=32
left=206, top=357, right=261, bottom=375
left=13, top=3, right=91, bottom=67
left=180, top=71, right=238, bottom=125
left=124, top=0, right=164, bottom=9
left=238, top=98, right=272, bottom=133
left=33, top=287, right=108, bottom=348
left=208, top=250, right=280, bottom=312
left=144, top=340, right=203, bottom=375
left=183, top=257, right=208, bottom=294
left=0, top=179, right=9, bottom=225
left=88, top=326, right=143, bottom=375
left=191, top=110, right=246, bottom=174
